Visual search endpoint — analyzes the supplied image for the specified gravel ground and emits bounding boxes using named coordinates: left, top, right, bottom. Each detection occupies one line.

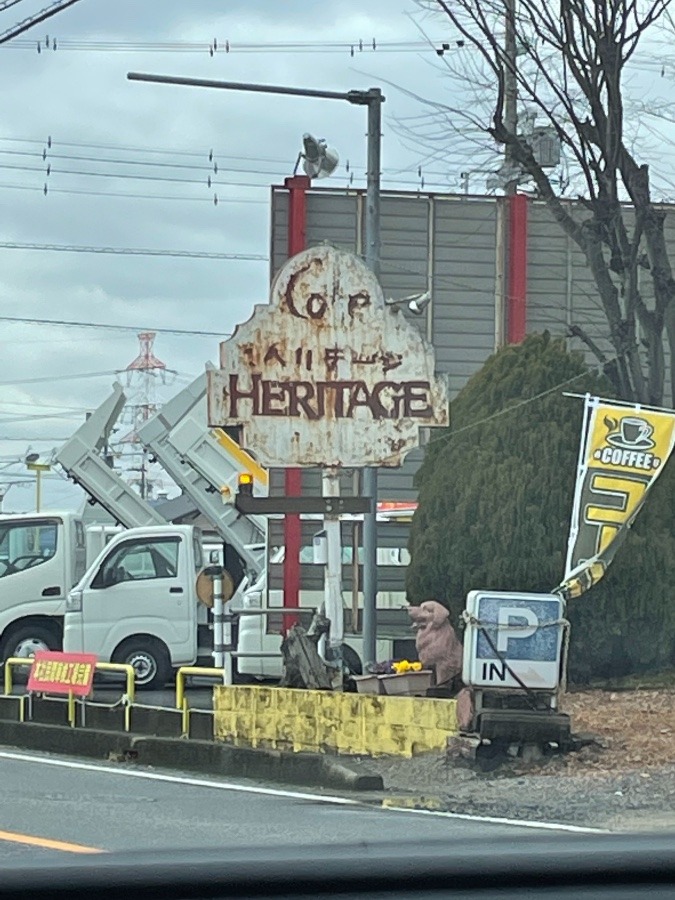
left=349, top=688, right=675, bottom=832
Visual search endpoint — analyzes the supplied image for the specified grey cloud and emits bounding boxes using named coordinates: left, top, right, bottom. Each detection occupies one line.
left=0, top=0, right=438, bottom=511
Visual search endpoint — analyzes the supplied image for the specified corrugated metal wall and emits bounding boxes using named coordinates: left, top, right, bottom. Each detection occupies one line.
left=270, top=188, right=500, bottom=503
left=268, top=187, right=674, bottom=597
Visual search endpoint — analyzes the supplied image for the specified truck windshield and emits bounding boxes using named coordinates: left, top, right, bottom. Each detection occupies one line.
left=0, top=520, right=59, bottom=579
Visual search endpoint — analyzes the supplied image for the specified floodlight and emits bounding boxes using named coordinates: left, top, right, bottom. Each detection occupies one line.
left=301, top=133, right=339, bottom=179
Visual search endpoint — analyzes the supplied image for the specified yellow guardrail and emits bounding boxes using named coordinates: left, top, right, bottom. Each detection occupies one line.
left=95, top=663, right=136, bottom=705
left=3, top=657, right=31, bottom=697
left=176, top=666, right=224, bottom=736
left=3, top=658, right=136, bottom=730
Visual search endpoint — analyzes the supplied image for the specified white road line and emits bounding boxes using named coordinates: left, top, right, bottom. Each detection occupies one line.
left=0, top=750, right=360, bottom=806
left=378, top=806, right=607, bottom=834
left=0, top=749, right=604, bottom=834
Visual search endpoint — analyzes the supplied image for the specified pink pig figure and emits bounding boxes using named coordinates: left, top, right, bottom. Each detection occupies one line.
left=408, top=600, right=463, bottom=687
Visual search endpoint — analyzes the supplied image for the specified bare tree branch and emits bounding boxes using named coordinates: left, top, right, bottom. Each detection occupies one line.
left=413, top=0, right=675, bottom=404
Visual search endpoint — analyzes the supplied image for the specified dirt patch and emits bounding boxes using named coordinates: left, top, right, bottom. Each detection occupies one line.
left=348, top=687, right=675, bottom=832
left=560, top=688, right=675, bottom=771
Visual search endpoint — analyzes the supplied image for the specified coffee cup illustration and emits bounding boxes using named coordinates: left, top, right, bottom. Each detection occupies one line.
left=607, top=415, right=654, bottom=449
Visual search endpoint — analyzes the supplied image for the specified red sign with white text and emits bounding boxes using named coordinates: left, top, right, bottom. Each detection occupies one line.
left=27, top=651, right=97, bottom=697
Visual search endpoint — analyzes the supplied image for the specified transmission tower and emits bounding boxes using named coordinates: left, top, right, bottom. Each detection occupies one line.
left=115, top=332, right=168, bottom=500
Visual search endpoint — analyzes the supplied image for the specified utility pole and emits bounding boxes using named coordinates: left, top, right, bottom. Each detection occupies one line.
left=496, top=0, right=520, bottom=349
left=361, top=89, right=383, bottom=670
left=504, top=0, right=518, bottom=196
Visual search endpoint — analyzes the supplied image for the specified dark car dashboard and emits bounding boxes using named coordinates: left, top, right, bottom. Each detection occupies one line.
left=0, top=833, right=674, bottom=899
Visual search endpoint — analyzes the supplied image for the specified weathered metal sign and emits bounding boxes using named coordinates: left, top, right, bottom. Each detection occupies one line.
left=207, top=245, right=448, bottom=468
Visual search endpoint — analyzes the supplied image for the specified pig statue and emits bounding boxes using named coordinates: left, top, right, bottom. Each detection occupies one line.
left=408, top=600, right=463, bottom=687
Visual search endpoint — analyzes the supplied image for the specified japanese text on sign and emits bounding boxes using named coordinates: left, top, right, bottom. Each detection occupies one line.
left=27, top=651, right=97, bottom=697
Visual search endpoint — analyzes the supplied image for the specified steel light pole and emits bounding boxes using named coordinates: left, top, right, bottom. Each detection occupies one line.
left=26, top=460, right=51, bottom=512
left=127, top=73, right=382, bottom=669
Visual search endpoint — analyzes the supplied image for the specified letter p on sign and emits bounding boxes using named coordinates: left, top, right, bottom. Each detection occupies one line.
left=496, top=607, right=538, bottom=652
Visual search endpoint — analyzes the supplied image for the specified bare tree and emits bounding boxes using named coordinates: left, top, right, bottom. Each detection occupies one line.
left=421, top=0, right=675, bottom=405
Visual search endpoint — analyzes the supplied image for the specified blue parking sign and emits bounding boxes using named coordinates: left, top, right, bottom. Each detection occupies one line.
left=463, top=591, right=565, bottom=690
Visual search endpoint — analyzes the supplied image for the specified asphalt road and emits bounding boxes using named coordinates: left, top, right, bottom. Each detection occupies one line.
left=0, top=748, right=593, bottom=865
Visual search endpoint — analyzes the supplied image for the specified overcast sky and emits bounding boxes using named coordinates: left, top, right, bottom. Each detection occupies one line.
left=0, top=1, right=671, bottom=513
left=0, top=0, right=466, bottom=512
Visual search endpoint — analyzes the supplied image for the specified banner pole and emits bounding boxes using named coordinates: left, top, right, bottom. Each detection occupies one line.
left=563, top=392, right=675, bottom=415
left=564, top=393, right=594, bottom=579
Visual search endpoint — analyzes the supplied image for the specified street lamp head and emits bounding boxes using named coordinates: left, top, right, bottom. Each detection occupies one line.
left=301, top=133, right=339, bottom=179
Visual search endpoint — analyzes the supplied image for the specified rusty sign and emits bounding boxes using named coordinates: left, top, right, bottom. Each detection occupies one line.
left=206, top=246, right=448, bottom=468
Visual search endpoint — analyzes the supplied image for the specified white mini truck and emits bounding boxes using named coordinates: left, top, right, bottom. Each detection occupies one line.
left=0, top=511, right=87, bottom=661
left=64, top=524, right=205, bottom=689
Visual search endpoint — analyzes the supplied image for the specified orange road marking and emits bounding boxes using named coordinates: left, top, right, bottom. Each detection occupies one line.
left=0, top=829, right=103, bottom=854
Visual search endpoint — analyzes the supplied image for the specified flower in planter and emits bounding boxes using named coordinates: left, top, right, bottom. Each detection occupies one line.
left=391, top=659, right=423, bottom=675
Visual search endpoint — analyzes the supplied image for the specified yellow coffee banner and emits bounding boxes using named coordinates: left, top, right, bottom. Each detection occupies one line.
left=557, top=396, right=675, bottom=601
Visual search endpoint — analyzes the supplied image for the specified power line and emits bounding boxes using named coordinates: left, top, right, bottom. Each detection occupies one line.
left=0, top=147, right=283, bottom=176
left=0, top=181, right=268, bottom=204
left=0, top=315, right=232, bottom=337
left=0, top=135, right=470, bottom=181
left=0, top=0, right=84, bottom=46
left=0, top=241, right=267, bottom=260
left=0, top=400, right=90, bottom=411
left=0, top=135, right=482, bottom=191
left=0, top=161, right=275, bottom=190
left=0, top=36, right=450, bottom=54
left=0, top=370, right=119, bottom=386
left=429, top=359, right=623, bottom=450
left=0, top=0, right=25, bottom=13
left=0, top=135, right=304, bottom=165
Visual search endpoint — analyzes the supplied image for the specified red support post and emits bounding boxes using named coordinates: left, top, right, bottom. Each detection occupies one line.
left=507, top=193, right=528, bottom=344
left=281, top=174, right=310, bottom=633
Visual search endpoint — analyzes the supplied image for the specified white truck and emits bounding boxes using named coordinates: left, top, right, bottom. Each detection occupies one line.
left=54, top=382, right=167, bottom=532
left=0, top=511, right=90, bottom=661
left=0, top=378, right=412, bottom=684
left=235, top=534, right=411, bottom=679
left=62, top=521, right=414, bottom=689
left=136, top=372, right=268, bottom=579
left=132, top=375, right=411, bottom=676
left=63, top=523, right=205, bottom=689
left=0, top=384, right=215, bottom=670
left=0, top=509, right=410, bottom=689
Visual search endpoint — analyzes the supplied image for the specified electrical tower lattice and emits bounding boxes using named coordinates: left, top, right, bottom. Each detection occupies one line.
left=114, top=332, right=169, bottom=501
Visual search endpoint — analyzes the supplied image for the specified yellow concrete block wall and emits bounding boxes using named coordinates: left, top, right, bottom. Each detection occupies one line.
left=213, top=686, right=458, bottom=758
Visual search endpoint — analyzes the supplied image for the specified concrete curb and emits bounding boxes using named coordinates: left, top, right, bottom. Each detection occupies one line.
left=0, top=721, right=384, bottom=793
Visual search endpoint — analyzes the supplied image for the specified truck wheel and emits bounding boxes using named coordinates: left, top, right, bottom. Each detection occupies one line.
left=113, top=638, right=171, bottom=691
left=0, top=623, right=60, bottom=663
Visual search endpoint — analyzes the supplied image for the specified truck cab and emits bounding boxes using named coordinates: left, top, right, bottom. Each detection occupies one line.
left=64, top=524, right=203, bottom=689
left=0, top=512, right=86, bottom=662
